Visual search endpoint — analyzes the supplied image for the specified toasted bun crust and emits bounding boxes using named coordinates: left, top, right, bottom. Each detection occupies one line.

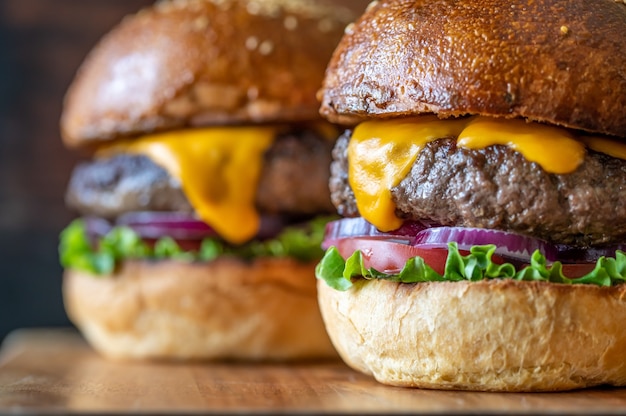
left=61, top=0, right=352, bottom=147
left=63, top=258, right=337, bottom=361
left=320, top=0, right=626, bottom=137
left=318, top=279, right=626, bottom=391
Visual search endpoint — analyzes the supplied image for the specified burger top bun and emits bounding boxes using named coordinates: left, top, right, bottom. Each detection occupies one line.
left=62, top=0, right=353, bottom=147
left=319, top=0, right=626, bottom=137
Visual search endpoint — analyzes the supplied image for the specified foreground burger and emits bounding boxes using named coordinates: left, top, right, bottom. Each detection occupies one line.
left=315, top=0, right=626, bottom=391
left=59, top=0, right=353, bottom=360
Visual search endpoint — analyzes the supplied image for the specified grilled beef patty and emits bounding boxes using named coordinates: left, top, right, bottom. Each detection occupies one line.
left=67, top=128, right=335, bottom=218
left=330, top=131, right=626, bottom=247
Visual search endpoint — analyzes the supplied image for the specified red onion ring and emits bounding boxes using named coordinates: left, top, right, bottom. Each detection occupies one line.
left=412, top=226, right=558, bottom=262
left=117, top=211, right=216, bottom=240
left=322, top=217, right=429, bottom=249
left=84, top=216, right=113, bottom=239
left=322, top=218, right=626, bottom=264
left=85, top=211, right=289, bottom=241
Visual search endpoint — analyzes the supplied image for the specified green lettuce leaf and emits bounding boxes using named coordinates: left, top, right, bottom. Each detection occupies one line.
left=59, top=216, right=332, bottom=275
left=315, top=242, right=626, bottom=291
left=314, top=247, right=353, bottom=291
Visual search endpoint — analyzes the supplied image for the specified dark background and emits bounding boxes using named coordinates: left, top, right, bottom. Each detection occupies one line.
left=0, top=0, right=368, bottom=344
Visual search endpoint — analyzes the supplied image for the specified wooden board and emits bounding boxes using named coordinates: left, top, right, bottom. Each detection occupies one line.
left=1, top=329, right=626, bottom=414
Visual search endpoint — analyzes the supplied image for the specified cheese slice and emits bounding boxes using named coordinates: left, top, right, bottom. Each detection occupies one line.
left=109, top=126, right=276, bottom=245
left=580, top=135, right=626, bottom=160
left=349, top=115, right=625, bottom=232
left=458, top=117, right=585, bottom=174
left=350, top=116, right=468, bottom=231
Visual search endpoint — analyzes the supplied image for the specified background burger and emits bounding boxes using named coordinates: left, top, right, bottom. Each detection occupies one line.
left=315, top=0, right=626, bottom=391
left=59, top=0, right=353, bottom=361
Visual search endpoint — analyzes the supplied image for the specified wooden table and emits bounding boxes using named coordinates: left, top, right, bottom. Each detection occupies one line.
left=1, top=329, right=626, bottom=414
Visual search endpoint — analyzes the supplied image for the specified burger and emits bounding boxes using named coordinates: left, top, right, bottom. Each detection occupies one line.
left=58, top=0, right=353, bottom=361
left=315, top=0, right=626, bottom=391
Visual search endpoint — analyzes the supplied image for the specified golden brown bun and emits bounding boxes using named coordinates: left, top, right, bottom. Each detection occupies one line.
left=318, top=278, right=626, bottom=391
left=62, top=0, right=353, bottom=147
left=320, top=0, right=626, bottom=137
left=63, top=257, right=338, bottom=361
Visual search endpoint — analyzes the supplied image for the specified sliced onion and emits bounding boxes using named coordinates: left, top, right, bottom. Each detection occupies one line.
left=322, top=218, right=558, bottom=263
left=322, top=217, right=429, bottom=249
left=86, top=211, right=288, bottom=241
left=323, top=218, right=626, bottom=265
left=117, top=211, right=216, bottom=240
left=84, top=216, right=113, bottom=239
left=413, top=227, right=558, bottom=262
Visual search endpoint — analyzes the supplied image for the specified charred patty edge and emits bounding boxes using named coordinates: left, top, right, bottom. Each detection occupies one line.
left=329, top=132, right=626, bottom=247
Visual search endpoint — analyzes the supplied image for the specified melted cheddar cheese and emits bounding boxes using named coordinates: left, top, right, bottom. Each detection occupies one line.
left=580, top=135, right=626, bottom=160
left=349, top=116, right=626, bottom=232
left=457, top=117, right=585, bottom=174
left=108, top=127, right=276, bottom=245
left=350, top=116, right=468, bottom=231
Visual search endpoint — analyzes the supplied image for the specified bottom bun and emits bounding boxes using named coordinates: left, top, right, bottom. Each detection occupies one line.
left=317, top=278, right=626, bottom=391
left=63, top=257, right=337, bottom=361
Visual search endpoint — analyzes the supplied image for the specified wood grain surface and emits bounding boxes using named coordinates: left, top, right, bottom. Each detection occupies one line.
left=1, top=329, right=626, bottom=414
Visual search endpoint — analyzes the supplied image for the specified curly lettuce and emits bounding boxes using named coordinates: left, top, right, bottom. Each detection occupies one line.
left=315, top=242, right=626, bottom=291
left=60, top=216, right=331, bottom=275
